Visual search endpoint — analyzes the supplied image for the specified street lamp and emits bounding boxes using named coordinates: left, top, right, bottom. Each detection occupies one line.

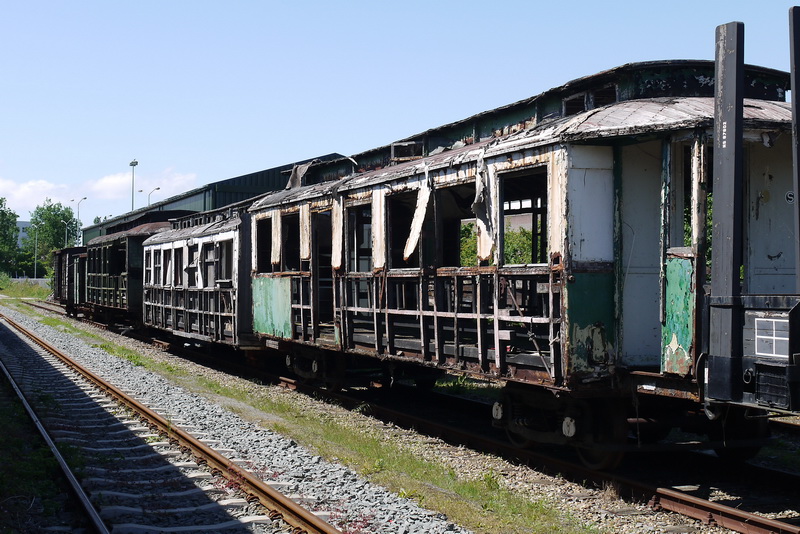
left=148, top=186, right=160, bottom=206
left=130, top=159, right=138, bottom=211
left=71, top=196, right=87, bottom=245
left=60, top=219, right=68, bottom=248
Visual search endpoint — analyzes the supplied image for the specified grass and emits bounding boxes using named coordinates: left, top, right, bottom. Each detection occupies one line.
left=186, top=377, right=596, bottom=534
left=0, top=380, right=77, bottom=532
left=0, top=279, right=51, bottom=300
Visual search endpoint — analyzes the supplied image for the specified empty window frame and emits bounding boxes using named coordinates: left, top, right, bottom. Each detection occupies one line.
left=437, top=183, right=478, bottom=267
left=592, top=85, right=617, bottom=108
left=563, top=93, right=587, bottom=116
left=347, top=205, right=372, bottom=272
left=187, top=245, right=199, bottom=288
left=500, top=168, right=548, bottom=265
left=163, top=249, right=172, bottom=286
left=255, top=217, right=273, bottom=273
left=144, top=250, right=152, bottom=284
left=202, top=243, right=215, bottom=287
left=174, top=247, right=184, bottom=287
left=218, top=240, right=233, bottom=281
left=153, top=249, right=162, bottom=285
left=387, top=191, right=419, bottom=268
left=282, top=213, right=301, bottom=271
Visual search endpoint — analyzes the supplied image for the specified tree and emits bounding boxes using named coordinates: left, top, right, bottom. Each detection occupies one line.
left=460, top=222, right=534, bottom=266
left=0, top=197, right=19, bottom=274
left=19, top=199, right=77, bottom=277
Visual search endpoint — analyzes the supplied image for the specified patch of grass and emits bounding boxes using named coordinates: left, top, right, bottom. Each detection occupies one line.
left=433, top=374, right=502, bottom=402
left=93, top=342, right=187, bottom=377
left=0, top=381, right=77, bottom=531
left=0, top=279, right=51, bottom=299
left=180, top=378, right=593, bottom=533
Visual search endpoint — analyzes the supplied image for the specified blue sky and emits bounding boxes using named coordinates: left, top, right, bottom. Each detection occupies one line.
left=1, top=1, right=798, bottom=226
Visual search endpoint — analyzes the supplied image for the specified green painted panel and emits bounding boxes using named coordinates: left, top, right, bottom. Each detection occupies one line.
left=661, top=257, right=695, bottom=376
left=252, top=277, right=293, bottom=339
left=566, top=272, right=615, bottom=374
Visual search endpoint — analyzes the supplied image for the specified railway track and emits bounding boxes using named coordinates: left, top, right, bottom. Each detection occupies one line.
left=288, top=380, right=800, bottom=534
left=0, top=310, right=341, bottom=534
left=18, top=300, right=800, bottom=533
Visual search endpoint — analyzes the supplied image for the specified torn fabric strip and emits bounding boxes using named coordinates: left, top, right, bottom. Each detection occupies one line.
left=403, top=163, right=431, bottom=261
left=299, top=202, right=312, bottom=260
left=372, top=187, right=386, bottom=269
left=471, top=149, right=495, bottom=261
left=331, top=196, right=343, bottom=270
left=270, top=209, right=282, bottom=265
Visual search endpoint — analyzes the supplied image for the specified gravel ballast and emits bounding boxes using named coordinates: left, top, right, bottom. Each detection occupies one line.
left=0, top=302, right=735, bottom=534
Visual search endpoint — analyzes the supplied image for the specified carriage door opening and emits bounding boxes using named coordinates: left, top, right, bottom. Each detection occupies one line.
left=314, top=210, right=335, bottom=342
left=619, top=141, right=663, bottom=368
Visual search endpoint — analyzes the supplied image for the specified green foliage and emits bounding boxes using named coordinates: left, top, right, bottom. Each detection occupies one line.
left=504, top=224, right=533, bottom=265
left=0, top=198, right=19, bottom=275
left=0, top=272, right=10, bottom=290
left=18, top=198, right=78, bottom=278
left=460, top=223, right=478, bottom=266
left=459, top=222, right=534, bottom=266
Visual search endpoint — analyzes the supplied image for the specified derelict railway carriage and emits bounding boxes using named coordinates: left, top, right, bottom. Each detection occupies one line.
left=56, top=13, right=800, bottom=469
left=237, top=57, right=796, bottom=467
left=141, top=202, right=256, bottom=347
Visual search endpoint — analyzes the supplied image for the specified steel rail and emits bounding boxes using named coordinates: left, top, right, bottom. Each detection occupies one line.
left=22, top=302, right=800, bottom=533
left=0, top=323, right=110, bottom=534
left=289, top=379, right=800, bottom=534
left=0, top=312, right=341, bottom=534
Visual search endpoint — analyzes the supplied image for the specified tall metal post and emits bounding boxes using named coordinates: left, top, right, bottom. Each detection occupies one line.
left=707, top=21, right=745, bottom=402
left=790, top=7, right=800, bottom=293
left=130, top=159, right=138, bottom=211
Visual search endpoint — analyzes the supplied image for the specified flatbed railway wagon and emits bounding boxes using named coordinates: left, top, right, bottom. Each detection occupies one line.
left=246, top=56, right=796, bottom=468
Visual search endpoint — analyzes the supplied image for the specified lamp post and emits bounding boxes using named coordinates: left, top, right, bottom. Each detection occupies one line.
left=130, top=159, right=138, bottom=211
left=71, top=196, right=87, bottom=245
left=148, top=186, right=160, bottom=206
left=61, top=220, right=68, bottom=248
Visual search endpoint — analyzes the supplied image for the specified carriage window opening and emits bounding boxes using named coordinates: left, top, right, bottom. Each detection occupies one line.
left=145, top=250, right=152, bottom=284
left=564, top=93, right=586, bottom=116
left=153, top=250, right=162, bottom=285
left=163, top=249, right=172, bottom=286
left=187, top=245, right=199, bottom=288
left=174, top=248, right=184, bottom=287
left=255, top=217, right=272, bottom=273
left=202, top=243, right=215, bottom=287
left=314, top=210, right=335, bottom=325
left=679, top=144, right=693, bottom=249
left=218, top=240, right=233, bottom=281
left=111, top=244, right=126, bottom=276
left=592, top=85, right=617, bottom=108
left=436, top=183, right=478, bottom=267
left=501, top=168, right=548, bottom=265
left=388, top=191, right=419, bottom=268
left=282, top=213, right=301, bottom=271
left=348, top=205, right=372, bottom=272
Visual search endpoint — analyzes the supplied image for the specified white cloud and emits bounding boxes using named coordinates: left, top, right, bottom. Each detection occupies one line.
left=0, top=177, right=70, bottom=219
left=0, top=168, right=199, bottom=225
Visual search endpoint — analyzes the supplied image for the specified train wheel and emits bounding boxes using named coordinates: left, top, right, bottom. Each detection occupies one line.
left=576, top=446, right=624, bottom=471
left=710, top=406, right=769, bottom=462
left=575, top=401, right=627, bottom=470
left=506, top=429, right=535, bottom=449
